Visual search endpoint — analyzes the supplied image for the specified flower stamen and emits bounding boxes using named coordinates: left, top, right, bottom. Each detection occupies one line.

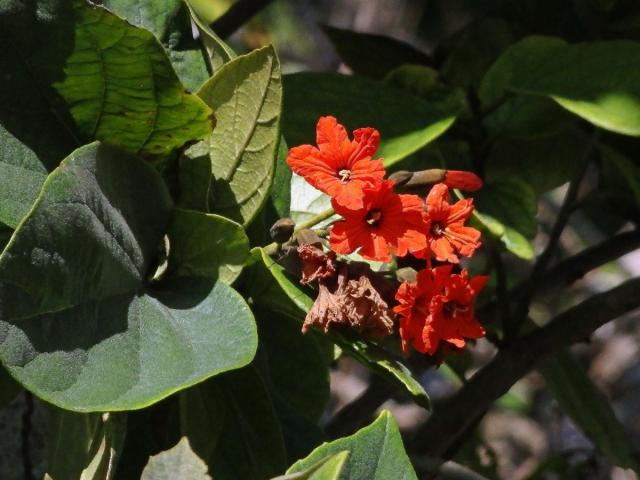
left=338, top=169, right=352, bottom=183
left=365, top=209, right=382, bottom=226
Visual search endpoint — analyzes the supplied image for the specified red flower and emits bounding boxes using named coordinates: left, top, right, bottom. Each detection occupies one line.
left=287, top=116, right=385, bottom=210
left=443, top=170, right=483, bottom=191
left=394, top=266, right=488, bottom=355
left=329, top=180, right=427, bottom=262
left=421, top=183, right=481, bottom=263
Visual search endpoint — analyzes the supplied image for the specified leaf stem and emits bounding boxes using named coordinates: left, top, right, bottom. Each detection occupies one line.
left=293, top=208, right=336, bottom=232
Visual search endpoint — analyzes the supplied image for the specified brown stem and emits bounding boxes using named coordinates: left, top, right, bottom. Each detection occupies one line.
left=408, top=276, right=640, bottom=457
left=210, top=0, right=275, bottom=39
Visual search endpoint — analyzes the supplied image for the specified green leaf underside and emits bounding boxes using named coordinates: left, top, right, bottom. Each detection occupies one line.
left=287, top=411, right=417, bottom=480
left=186, top=45, right=282, bottom=225
left=46, top=410, right=126, bottom=480
left=168, top=208, right=250, bottom=284
left=97, top=0, right=210, bottom=92
left=246, top=248, right=430, bottom=410
left=141, top=437, right=211, bottom=480
left=539, top=350, right=639, bottom=471
left=282, top=73, right=456, bottom=167
left=0, top=0, right=212, bottom=227
left=271, top=451, right=349, bottom=480
left=0, top=143, right=257, bottom=411
left=481, top=36, right=640, bottom=136
left=181, top=366, right=288, bottom=480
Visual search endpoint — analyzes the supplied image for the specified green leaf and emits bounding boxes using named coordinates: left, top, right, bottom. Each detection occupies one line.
left=282, top=73, right=457, bottom=167
left=0, top=0, right=213, bottom=227
left=46, top=410, right=126, bottom=480
left=483, top=96, right=575, bottom=140
left=168, top=208, right=250, bottom=284
left=322, top=25, right=431, bottom=80
left=441, top=17, right=519, bottom=89
left=290, top=174, right=337, bottom=227
left=96, top=0, right=210, bottom=92
left=181, top=366, right=288, bottom=480
left=538, top=350, right=639, bottom=471
left=271, top=451, right=349, bottom=480
left=186, top=45, right=282, bottom=225
left=186, top=1, right=236, bottom=72
left=287, top=411, right=418, bottom=480
left=384, top=65, right=468, bottom=118
left=0, top=143, right=257, bottom=411
left=246, top=248, right=430, bottom=410
left=485, top=133, right=583, bottom=194
left=270, top=140, right=293, bottom=219
left=141, top=437, right=211, bottom=480
left=471, top=178, right=537, bottom=259
left=256, top=314, right=331, bottom=462
left=481, top=36, right=640, bottom=136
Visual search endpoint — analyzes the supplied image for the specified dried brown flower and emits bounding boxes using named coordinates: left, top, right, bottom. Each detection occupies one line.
left=297, top=244, right=337, bottom=284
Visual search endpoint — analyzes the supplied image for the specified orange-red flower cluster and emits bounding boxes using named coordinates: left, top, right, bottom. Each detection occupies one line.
left=287, top=116, right=488, bottom=356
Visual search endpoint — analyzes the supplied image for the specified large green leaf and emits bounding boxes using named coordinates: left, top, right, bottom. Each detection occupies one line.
left=539, top=350, right=639, bottom=471
left=0, top=142, right=257, bottom=411
left=0, top=0, right=212, bottom=228
left=186, top=45, right=282, bottom=225
left=180, top=366, right=288, bottom=480
left=480, top=36, right=640, bottom=136
left=97, top=0, right=210, bottom=92
left=282, top=73, right=457, bottom=167
left=46, top=410, right=126, bottom=480
left=246, top=248, right=431, bottom=409
left=287, top=411, right=417, bottom=480
left=141, top=437, right=211, bottom=480
left=272, top=452, right=349, bottom=480
left=322, top=25, right=431, bottom=80
left=168, top=208, right=250, bottom=284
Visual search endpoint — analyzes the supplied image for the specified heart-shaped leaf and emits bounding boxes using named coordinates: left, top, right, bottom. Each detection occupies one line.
left=0, top=142, right=257, bottom=411
left=186, top=45, right=282, bottom=226
left=287, top=411, right=417, bottom=480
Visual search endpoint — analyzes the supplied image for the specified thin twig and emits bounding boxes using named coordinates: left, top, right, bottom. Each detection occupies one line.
left=210, top=0, right=275, bottom=39
left=506, top=140, right=595, bottom=340
left=478, top=230, right=640, bottom=324
left=408, top=276, right=640, bottom=458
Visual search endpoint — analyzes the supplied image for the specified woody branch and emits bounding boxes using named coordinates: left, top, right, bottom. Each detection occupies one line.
left=408, top=276, right=640, bottom=458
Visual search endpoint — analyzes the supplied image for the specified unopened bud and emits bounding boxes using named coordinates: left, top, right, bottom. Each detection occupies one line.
left=270, top=218, right=295, bottom=243
left=443, top=170, right=483, bottom=191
